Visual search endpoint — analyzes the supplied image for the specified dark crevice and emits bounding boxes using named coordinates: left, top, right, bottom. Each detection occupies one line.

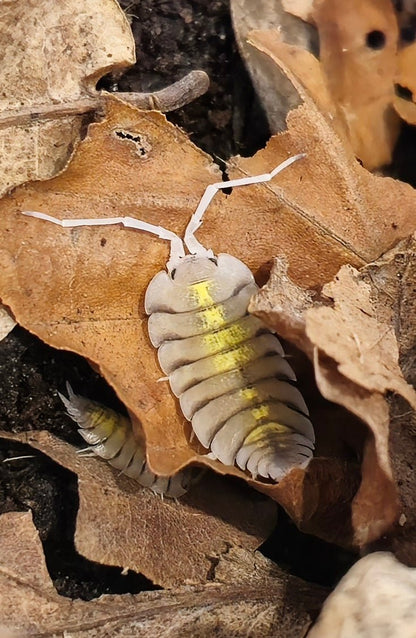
left=395, top=83, right=413, bottom=101
left=0, top=440, right=158, bottom=600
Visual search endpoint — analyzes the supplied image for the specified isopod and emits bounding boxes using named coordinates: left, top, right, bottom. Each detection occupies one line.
left=24, top=153, right=315, bottom=483
left=59, top=382, right=194, bottom=498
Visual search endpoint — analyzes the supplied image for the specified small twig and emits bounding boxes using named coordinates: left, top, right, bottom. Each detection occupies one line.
left=120, top=70, right=210, bottom=111
left=0, top=70, right=210, bottom=130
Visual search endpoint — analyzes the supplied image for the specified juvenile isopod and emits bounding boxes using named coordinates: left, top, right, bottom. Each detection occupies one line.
left=59, top=382, right=195, bottom=498
left=24, top=153, right=315, bottom=484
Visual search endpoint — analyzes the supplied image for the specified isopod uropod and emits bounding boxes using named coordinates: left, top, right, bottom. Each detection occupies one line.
left=24, top=153, right=315, bottom=488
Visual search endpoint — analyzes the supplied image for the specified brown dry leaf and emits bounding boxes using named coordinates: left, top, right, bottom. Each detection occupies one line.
left=312, top=0, right=400, bottom=170
left=234, top=2, right=401, bottom=169
left=251, top=238, right=416, bottom=546
left=230, top=0, right=317, bottom=132
left=0, top=0, right=134, bottom=339
left=0, top=306, right=16, bottom=340
left=237, top=30, right=416, bottom=280
left=0, top=430, right=276, bottom=587
left=0, top=510, right=326, bottom=637
left=281, top=0, right=314, bottom=23
left=0, top=79, right=416, bottom=541
left=0, top=0, right=134, bottom=196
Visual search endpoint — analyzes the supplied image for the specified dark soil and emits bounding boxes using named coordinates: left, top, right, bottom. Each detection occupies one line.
left=0, top=0, right=358, bottom=600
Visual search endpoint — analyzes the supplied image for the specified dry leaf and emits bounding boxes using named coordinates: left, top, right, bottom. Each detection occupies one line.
left=0, top=78, right=416, bottom=539
left=394, top=42, right=416, bottom=125
left=237, top=30, right=416, bottom=274
left=0, top=0, right=134, bottom=340
left=0, top=0, right=134, bottom=197
left=230, top=0, right=316, bottom=132
left=312, top=0, right=400, bottom=169
left=281, top=0, right=314, bottom=23
left=309, top=552, right=416, bottom=638
left=234, top=2, right=401, bottom=169
left=0, top=430, right=276, bottom=587
left=0, top=510, right=326, bottom=637
left=307, top=264, right=416, bottom=407
left=0, top=307, right=15, bottom=340
left=251, top=237, right=416, bottom=546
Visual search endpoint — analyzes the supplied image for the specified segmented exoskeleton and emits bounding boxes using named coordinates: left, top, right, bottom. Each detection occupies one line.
left=24, top=153, right=315, bottom=484
left=60, top=383, right=194, bottom=498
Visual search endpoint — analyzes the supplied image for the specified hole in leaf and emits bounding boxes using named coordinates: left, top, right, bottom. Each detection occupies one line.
left=395, top=84, right=413, bottom=101
left=365, top=30, right=386, bottom=49
left=114, top=130, right=152, bottom=158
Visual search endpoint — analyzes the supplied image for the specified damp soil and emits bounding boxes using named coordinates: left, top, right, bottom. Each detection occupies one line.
left=0, top=0, right=357, bottom=600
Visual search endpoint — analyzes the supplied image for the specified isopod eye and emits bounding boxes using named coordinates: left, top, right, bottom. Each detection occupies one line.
left=170, top=268, right=176, bottom=280
left=208, top=257, right=218, bottom=265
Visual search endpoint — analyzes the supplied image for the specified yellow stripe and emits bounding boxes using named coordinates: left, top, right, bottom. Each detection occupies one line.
left=87, top=406, right=118, bottom=437
left=244, top=422, right=291, bottom=446
left=188, top=280, right=214, bottom=307
left=251, top=404, right=270, bottom=421
left=240, top=387, right=258, bottom=402
left=202, top=321, right=250, bottom=351
left=198, top=304, right=226, bottom=330
left=212, top=343, right=255, bottom=373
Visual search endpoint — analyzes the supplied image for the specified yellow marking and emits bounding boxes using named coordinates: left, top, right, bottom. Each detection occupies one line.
left=245, top=422, right=291, bottom=446
left=202, top=322, right=250, bottom=352
left=212, top=344, right=255, bottom=373
left=199, top=304, right=226, bottom=330
left=87, top=407, right=118, bottom=437
left=251, top=404, right=270, bottom=422
left=188, top=280, right=214, bottom=308
left=240, top=387, right=258, bottom=402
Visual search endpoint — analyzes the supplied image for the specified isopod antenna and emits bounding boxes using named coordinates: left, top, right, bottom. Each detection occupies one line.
left=183, top=153, right=306, bottom=256
left=21, top=211, right=186, bottom=270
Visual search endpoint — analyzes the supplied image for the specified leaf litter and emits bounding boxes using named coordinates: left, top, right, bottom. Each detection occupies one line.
left=1, top=0, right=416, bottom=602
left=234, top=0, right=416, bottom=168
left=0, top=0, right=135, bottom=340
left=0, top=22, right=416, bottom=549
left=0, top=430, right=276, bottom=588
left=0, top=509, right=326, bottom=637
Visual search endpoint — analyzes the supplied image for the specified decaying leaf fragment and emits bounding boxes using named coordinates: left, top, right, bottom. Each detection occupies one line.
left=230, top=0, right=317, bottom=132
left=309, top=552, right=416, bottom=638
left=0, top=307, right=16, bottom=341
left=0, top=0, right=135, bottom=197
left=281, top=0, right=314, bottom=23
left=312, top=0, right=400, bottom=170
left=0, top=510, right=327, bottom=637
left=394, top=41, right=416, bottom=125
left=251, top=237, right=416, bottom=547
left=0, top=0, right=134, bottom=340
left=0, top=430, right=277, bottom=588
left=227, top=31, right=416, bottom=282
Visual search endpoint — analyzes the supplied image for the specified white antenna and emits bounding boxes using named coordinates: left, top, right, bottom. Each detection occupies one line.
left=22, top=211, right=186, bottom=271
left=183, top=153, right=306, bottom=255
